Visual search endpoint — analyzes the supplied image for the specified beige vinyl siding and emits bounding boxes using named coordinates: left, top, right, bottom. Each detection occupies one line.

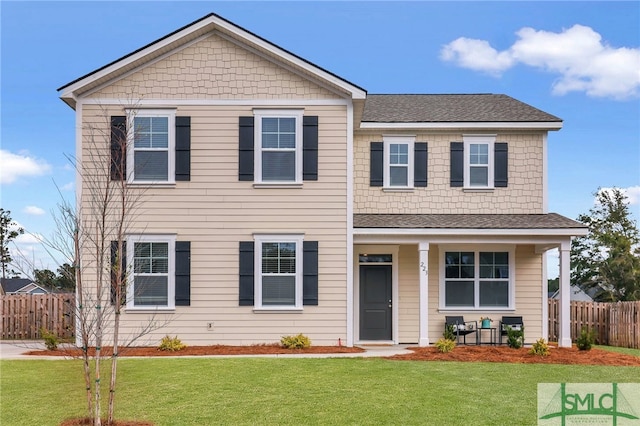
left=398, top=245, right=419, bottom=343
left=425, top=244, right=543, bottom=344
left=513, top=245, right=544, bottom=342
left=87, top=32, right=341, bottom=100
left=79, top=103, right=349, bottom=346
left=354, top=132, right=545, bottom=214
left=427, top=246, right=442, bottom=343
left=356, top=243, right=544, bottom=345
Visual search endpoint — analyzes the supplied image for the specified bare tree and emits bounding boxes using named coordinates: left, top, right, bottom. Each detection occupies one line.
left=46, top=103, right=167, bottom=425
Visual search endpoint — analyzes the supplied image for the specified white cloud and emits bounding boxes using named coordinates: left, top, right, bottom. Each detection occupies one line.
left=24, top=206, right=46, bottom=216
left=0, top=149, right=52, bottom=184
left=623, top=186, right=640, bottom=205
left=598, top=186, right=640, bottom=205
left=440, top=38, right=514, bottom=76
left=15, top=232, right=44, bottom=245
left=441, top=24, right=640, bottom=100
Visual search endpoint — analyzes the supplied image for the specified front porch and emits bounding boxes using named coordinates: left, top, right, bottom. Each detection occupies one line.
left=350, top=213, right=587, bottom=348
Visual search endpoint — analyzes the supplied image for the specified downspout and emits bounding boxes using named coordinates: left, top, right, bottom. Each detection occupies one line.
left=346, top=100, right=354, bottom=347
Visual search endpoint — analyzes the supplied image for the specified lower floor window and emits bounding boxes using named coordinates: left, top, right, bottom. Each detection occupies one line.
left=128, top=235, right=175, bottom=309
left=442, top=249, right=512, bottom=309
left=255, top=235, right=303, bottom=308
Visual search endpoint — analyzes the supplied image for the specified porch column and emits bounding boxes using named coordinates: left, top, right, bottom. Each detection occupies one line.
left=419, top=242, right=430, bottom=346
left=558, top=240, right=572, bottom=348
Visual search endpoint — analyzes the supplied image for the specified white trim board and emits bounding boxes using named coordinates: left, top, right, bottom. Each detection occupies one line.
left=359, top=122, right=563, bottom=130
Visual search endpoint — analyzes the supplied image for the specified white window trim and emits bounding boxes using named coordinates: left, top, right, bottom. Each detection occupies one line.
left=253, top=234, right=304, bottom=311
left=253, top=109, right=304, bottom=185
left=126, top=234, right=176, bottom=311
left=126, top=109, right=176, bottom=185
left=383, top=135, right=414, bottom=189
left=463, top=135, right=495, bottom=189
left=438, top=245, right=515, bottom=311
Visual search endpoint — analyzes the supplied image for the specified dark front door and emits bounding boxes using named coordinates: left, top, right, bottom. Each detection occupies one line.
left=359, top=265, right=392, bottom=340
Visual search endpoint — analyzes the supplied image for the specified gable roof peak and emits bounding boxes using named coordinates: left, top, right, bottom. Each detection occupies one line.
left=58, top=12, right=366, bottom=108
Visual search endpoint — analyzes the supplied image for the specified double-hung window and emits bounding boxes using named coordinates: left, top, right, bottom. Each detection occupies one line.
left=384, top=136, right=415, bottom=188
left=254, top=110, right=303, bottom=184
left=440, top=247, right=513, bottom=309
left=127, top=110, right=176, bottom=183
left=463, top=135, right=495, bottom=188
left=254, top=234, right=303, bottom=309
left=127, top=235, right=176, bottom=309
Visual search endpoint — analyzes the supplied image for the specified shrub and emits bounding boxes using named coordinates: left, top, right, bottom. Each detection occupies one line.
left=158, top=335, right=186, bottom=351
left=40, top=328, right=59, bottom=351
left=443, top=324, right=456, bottom=341
left=576, top=327, right=595, bottom=351
left=506, top=326, right=524, bottom=349
left=435, top=338, right=456, bottom=353
left=529, top=338, right=550, bottom=356
left=281, top=333, right=311, bottom=349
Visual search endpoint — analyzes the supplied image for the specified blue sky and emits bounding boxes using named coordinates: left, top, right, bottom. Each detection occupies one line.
left=1, top=1, right=639, bottom=277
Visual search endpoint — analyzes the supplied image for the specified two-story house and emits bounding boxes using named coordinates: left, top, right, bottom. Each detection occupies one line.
left=58, top=13, right=586, bottom=348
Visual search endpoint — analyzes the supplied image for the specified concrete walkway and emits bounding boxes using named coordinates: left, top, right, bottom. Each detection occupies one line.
left=0, top=340, right=413, bottom=360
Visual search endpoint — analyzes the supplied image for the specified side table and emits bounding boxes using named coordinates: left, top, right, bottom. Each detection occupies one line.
left=478, top=327, right=496, bottom=345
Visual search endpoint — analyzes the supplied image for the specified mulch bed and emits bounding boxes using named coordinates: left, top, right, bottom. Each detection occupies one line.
left=27, top=344, right=364, bottom=358
left=389, top=345, right=640, bottom=366
left=27, top=343, right=640, bottom=366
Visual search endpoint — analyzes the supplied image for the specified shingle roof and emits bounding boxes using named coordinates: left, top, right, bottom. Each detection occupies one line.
left=0, top=278, right=36, bottom=293
left=361, top=94, right=562, bottom=123
left=354, top=213, right=585, bottom=229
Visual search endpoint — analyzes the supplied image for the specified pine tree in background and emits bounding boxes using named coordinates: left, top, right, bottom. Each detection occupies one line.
left=0, top=208, right=24, bottom=280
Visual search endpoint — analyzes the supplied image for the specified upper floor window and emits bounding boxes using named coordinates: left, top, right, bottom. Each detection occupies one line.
left=464, top=135, right=494, bottom=188
left=439, top=247, right=514, bottom=310
left=127, top=110, right=176, bottom=183
left=384, top=136, right=415, bottom=188
left=254, top=110, right=303, bottom=184
left=370, top=136, right=427, bottom=189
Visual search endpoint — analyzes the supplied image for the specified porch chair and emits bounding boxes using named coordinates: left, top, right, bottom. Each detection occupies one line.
left=499, top=316, right=524, bottom=345
left=445, top=316, right=477, bottom=345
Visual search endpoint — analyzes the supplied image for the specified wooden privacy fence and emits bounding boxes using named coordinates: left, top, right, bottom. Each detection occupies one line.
left=1, top=293, right=75, bottom=340
left=548, top=299, right=640, bottom=349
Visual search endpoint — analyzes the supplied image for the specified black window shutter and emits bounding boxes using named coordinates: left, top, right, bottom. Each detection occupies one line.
left=370, top=142, right=384, bottom=187
left=110, top=240, right=126, bottom=306
left=239, top=117, right=254, bottom=181
left=111, top=116, right=127, bottom=181
left=175, top=117, right=191, bottom=181
left=175, top=241, right=191, bottom=306
left=414, top=142, right=428, bottom=187
left=303, top=241, right=319, bottom=306
left=239, top=241, right=255, bottom=306
left=450, top=142, right=464, bottom=187
left=494, top=143, right=508, bottom=187
left=303, top=116, right=319, bottom=181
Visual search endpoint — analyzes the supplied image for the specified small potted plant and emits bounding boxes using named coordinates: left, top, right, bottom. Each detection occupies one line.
left=480, top=317, right=492, bottom=328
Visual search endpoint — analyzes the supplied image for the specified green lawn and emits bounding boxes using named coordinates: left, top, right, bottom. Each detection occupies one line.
left=1, top=357, right=638, bottom=425
left=595, top=345, right=640, bottom=357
